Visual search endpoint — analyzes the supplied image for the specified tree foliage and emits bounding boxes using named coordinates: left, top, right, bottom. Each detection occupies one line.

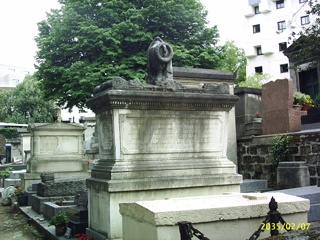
left=288, top=0, right=320, bottom=65
left=220, top=40, right=247, bottom=84
left=35, top=0, right=222, bottom=109
left=0, top=74, right=55, bottom=124
left=237, top=73, right=270, bottom=89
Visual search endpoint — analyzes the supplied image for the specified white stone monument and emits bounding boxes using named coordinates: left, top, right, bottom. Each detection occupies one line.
left=20, top=122, right=88, bottom=189
left=86, top=78, right=242, bottom=239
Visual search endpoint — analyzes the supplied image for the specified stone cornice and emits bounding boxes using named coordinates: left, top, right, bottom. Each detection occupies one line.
left=87, top=89, right=239, bottom=112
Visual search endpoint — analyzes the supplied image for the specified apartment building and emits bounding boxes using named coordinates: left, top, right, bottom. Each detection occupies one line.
left=244, top=0, right=314, bottom=91
left=0, top=64, right=33, bottom=90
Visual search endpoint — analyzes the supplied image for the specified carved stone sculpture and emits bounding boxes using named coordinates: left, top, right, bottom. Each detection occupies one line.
left=146, top=37, right=173, bottom=86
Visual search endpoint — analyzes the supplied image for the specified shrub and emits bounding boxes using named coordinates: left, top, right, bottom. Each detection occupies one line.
left=237, top=73, right=270, bottom=89
left=270, top=133, right=291, bottom=168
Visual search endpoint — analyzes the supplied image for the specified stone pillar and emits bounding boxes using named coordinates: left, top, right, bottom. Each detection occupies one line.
left=86, top=78, right=242, bottom=239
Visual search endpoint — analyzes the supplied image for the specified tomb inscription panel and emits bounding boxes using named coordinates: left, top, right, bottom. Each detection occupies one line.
left=39, top=136, right=79, bottom=154
left=120, top=111, right=224, bottom=154
left=97, top=112, right=113, bottom=155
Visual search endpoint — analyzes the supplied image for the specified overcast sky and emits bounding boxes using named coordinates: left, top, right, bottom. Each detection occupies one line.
left=0, top=0, right=245, bottom=70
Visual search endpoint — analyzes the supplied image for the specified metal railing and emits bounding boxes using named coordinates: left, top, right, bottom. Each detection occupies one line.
left=177, top=221, right=210, bottom=240
left=249, top=196, right=290, bottom=240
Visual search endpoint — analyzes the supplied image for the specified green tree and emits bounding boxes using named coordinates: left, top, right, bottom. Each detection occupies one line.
left=0, top=74, right=55, bottom=124
left=237, top=73, right=270, bottom=89
left=35, top=0, right=222, bottom=110
left=288, top=0, right=320, bottom=66
left=220, top=40, right=247, bottom=84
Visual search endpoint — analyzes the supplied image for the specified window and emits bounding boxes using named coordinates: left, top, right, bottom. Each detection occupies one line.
left=299, top=0, right=307, bottom=3
left=280, top=64, right=288, bottom=73
left=277, top=21, right=286, bottom=30
left=253, top=24, right=260, bottom=33
left=301, top=15, right=310, bottom=25
left=256, top=46, right=262, bottom=55
left=276, top=0, right=284, bottom=9
left=254, top=6, right=260, bottom=14
left=255, top=66, right=263, bottom=74
left=279, top=42, right=287, bottom=51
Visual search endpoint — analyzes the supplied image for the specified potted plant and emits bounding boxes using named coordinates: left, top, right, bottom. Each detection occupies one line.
left=253, top=112, right=262, bottom=122
left=48, top=211, right=69, bottom=236
left=293, top=92, right=314, bottom=110
left=293, top=91, right=305, bottom=108
left=0, top=167, right=12, bottom=187
left=14, top=186, right=28, bottom=206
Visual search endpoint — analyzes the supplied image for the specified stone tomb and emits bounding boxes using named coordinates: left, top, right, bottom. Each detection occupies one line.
left=19, top=122, right=89, bottom=190
left=86, top=77, right=242, bottom=239
left=120, top=193, right=309, bottom=240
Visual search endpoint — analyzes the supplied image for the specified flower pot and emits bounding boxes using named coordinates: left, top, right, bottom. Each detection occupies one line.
left=301, top=105, right=311, bottom=111
left=253, top=118, right=262, bottom=123
left=55, top=224, right=67, bottom=236
left=17, top=195, right=28, bottom=206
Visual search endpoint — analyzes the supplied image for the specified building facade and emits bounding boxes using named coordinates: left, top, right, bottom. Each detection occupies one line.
left=244, top=0, right=312, bottom=85
left=0, top=64, right=33, bottom=90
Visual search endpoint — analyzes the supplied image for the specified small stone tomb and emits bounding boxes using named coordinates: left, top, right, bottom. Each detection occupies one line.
left=42, top=191, right=88, bottom=220
left=120, top=193, right=309, bottom=240
left=32, top=179, right=86, bottom=214
left=277, top=162, right=310, bottom=189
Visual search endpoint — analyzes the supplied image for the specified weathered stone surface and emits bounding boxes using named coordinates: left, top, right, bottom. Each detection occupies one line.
left=26, top=122, right=87, bottom=174
left=234, top=87, right=262, bottom=137
left=277, top=162, right=310, bottom=189
left=86, top=77, right=241, bottom=239
left=309, top=165, right=316, bottom=176
left=37, top=179, right=86, bottom=197
left=120, top=193, right=309, bottom=240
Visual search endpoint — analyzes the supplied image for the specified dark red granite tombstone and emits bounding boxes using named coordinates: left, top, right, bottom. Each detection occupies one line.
left=262, top=79, right=301, bottom=135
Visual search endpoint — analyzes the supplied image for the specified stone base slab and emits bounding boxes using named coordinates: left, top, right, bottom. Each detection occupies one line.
left=87, top=183, right=240, bottom=239
left=120, top=193, right=309, bottom=240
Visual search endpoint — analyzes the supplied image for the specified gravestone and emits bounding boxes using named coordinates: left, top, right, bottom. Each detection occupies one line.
left=262, top=79, right=302, bottom=135
left=86, top=37, right=242, bottom=239
left=277, top=162, right=310, bottom=189
left=19, top=122, right=89, bottom=191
